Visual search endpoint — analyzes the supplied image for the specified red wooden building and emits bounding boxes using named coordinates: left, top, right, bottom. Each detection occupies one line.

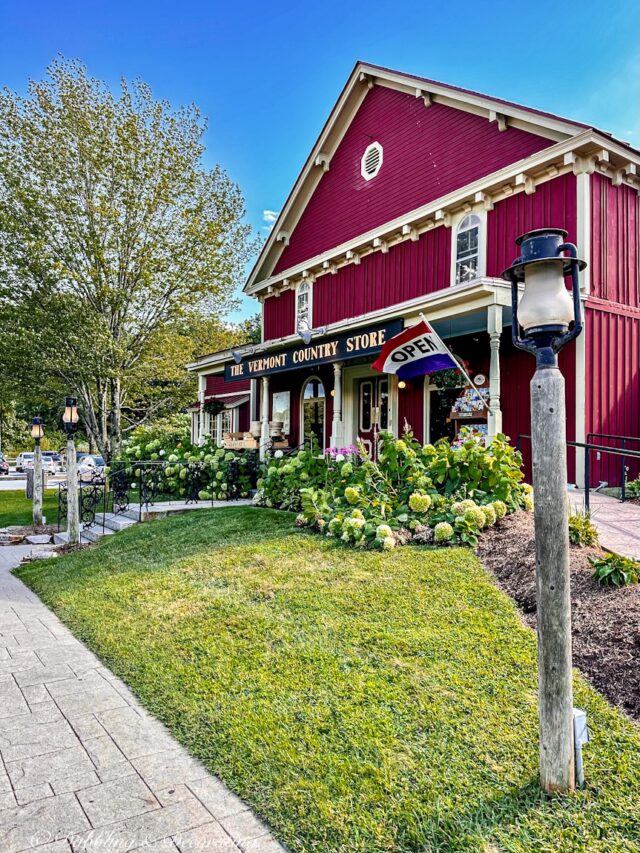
left=188, top=62, right=640, bottom=486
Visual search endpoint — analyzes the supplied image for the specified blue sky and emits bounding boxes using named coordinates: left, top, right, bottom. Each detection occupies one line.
left=1, top=0, right=638, bottom=320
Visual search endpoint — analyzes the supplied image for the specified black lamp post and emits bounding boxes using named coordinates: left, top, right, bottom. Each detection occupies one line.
left=30, top=417, right=44, bottom=526
left=503, top=228, right=586, bottom=793
left=62, top=397, right=80, bottom=545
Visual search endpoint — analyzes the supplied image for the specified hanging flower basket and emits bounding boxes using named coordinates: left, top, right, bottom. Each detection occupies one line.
left=203, top=399, right=225, bottom=417
left=431, top=368, right=466, bottom=389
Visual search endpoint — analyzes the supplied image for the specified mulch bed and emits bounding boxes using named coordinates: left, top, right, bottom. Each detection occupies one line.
left=477, top=512, right=640, bottom=721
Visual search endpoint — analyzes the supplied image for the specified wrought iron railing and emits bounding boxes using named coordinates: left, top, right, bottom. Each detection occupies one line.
left=516, top=434, right=640, bottom=511
left=57, top=451, right=260, bottom=532
left=57, top=470, right=107, bottom=533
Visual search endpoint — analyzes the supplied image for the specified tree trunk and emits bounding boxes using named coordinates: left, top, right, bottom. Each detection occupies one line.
left=110, top=376, right=122, bottom=459
left=77, top=384, right=109, bottom=461
left=99, top=381, right=109, bottom=451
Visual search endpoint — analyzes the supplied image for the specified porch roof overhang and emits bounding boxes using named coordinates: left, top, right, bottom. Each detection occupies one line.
left=221, top=393, right=250, bottom=409
left=187, top=277, right=514, bottom=376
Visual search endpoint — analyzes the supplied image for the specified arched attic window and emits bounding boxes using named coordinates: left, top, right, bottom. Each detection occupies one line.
left=455, top=214, right=482, bottom=285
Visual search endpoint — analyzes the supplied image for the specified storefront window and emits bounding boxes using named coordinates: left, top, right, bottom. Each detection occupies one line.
left=301, top=376, right=325, bottom=448
left=359, top=381, right=372, bottom=432
left=272, top=391, right=291, bottom=434
left=379, top=379, right=389, bottom=430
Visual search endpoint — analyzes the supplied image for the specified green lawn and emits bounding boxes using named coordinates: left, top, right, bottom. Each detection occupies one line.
left=0, top=488, right=59, bottom=527
left=15, top=508, right=640, bottom=852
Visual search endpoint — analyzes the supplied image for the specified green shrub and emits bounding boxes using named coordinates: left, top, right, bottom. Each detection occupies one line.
left=568, top=509, right=599, bottom=547
left=626, top=477, right=640, bottom=499
left=258, top=429, right=529, bottom=550
left=434, top=521, right=454, bottom=543
left=112, top=434, right=256, bottom=501
left=590, top=553, right=640, bottom=587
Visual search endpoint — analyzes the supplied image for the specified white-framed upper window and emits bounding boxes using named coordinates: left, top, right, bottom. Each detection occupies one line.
left=452, top=212, right=485, bottom=286
left=296, top=280, right=312, bottom=332
left=361, top=142, right=383, bottom=181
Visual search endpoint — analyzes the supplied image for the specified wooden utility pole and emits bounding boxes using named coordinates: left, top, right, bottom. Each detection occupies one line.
left=503, top=227, right=586, bottom=793
left=32, top=441, right=43, bottom=527
left=530, top=365, right=575, bottom=791
left=66, top=438, right=80, bottom=545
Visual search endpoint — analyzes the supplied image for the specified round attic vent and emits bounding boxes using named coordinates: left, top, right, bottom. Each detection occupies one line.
left=361, top=142, right=383, bottom=181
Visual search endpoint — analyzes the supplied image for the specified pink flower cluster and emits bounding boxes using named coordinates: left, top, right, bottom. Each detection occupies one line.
left=324, top=445, right=360, bottom=458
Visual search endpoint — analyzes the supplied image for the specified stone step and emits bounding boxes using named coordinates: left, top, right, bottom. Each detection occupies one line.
left=53, top=530, right=93, bottom=546
left=94, top=513, right=139, bottom=532
left=121, top=507, right=143, bottom=521
left=81, top=526, right=116, bottom=544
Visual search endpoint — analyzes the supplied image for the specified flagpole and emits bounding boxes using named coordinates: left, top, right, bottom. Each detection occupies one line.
left=419, top=313, right=489, bottom=411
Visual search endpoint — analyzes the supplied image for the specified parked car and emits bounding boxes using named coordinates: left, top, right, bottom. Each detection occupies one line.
left=15, top=452, right=34, bottom=473
left=42, top=451, right=62, bottom=473
left=23, top=453, right=57, bottom=474
left=77, top=454, right=106, bottom=481
left=0, top=452, right=9, bottom=476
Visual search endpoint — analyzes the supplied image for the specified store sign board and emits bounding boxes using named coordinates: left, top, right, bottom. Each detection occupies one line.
left=225, top=320, right=403, bottom=381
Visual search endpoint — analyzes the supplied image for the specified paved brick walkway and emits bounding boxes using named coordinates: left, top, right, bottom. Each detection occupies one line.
left=568, top=489, right=640, bottom=560
left=0, top=546, right=286, bottom=853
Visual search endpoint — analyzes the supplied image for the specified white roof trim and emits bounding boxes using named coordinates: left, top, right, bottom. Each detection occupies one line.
left=189, top=278, right=513, bottom=373
left=245, top=130, right=640, bottom=297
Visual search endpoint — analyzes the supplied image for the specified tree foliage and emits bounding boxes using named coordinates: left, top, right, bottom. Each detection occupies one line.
left=0, top=58, right=257, bottom=458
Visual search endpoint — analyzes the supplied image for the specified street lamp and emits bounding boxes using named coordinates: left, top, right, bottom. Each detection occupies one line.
left=503, top=228, right=586, bottom=794
left=30, top=417, right=44, bottom=527
left=62, top=396, right=80, bottom=546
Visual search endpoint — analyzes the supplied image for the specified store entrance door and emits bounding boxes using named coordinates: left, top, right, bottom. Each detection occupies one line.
left=357, top=377, right=388, bottom=458
left=427, top=387, right=459, bottom=444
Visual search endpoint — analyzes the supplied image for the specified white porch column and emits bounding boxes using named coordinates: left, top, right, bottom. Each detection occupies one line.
left=487, top=305, right=503, bottom=440
left=260, top=375, right=270, bottom=460
left=197, top=374, right=207, bottom=445
left=330, top=362, right=344, bottom=448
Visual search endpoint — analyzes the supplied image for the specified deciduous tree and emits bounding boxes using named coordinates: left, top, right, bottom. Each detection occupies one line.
left=0, top=58, right=257, bottom=458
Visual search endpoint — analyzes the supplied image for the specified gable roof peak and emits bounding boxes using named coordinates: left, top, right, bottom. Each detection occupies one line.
left=245, top=61, right=636, bottom=294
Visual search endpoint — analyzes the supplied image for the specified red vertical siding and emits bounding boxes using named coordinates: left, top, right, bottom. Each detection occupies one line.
left=591, top=174, right=640, bottom=307
left=585, top=303, right=640, bottom=485
left=263, top=288, right=295, bottom=341
left=274, top=87, right=552, bottom=273
left=486, top=173, right=577, bottom=277
left=314, top=226, right=451, bottom=327
left=205, top=375, right=250, bottom=396
left=398, top=381, right=424, bottom=444
left=500, top=331, right=576, bottom=482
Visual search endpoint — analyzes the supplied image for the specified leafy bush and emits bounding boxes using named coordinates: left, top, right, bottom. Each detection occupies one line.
left=112, top=433, right=256, bottom=500
left=259, top=429, right=530, bottom=550
left=590, top=553, right=640, bottom=587
left=627, top=477, right=640, bottom=499
left=568, top=509, right=599, bottom=547
left=257, top=444, right=359, bottom=512
left=125, top=415, right=191, bottom=450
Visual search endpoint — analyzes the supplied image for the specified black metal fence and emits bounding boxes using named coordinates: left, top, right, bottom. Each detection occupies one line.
left=57, top=452, right=260, bottom=533
left=516, top=434, right=640, bottom=511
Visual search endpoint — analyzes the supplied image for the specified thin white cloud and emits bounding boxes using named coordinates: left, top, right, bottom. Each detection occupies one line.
left=263, top=209, right=278, bottom=224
